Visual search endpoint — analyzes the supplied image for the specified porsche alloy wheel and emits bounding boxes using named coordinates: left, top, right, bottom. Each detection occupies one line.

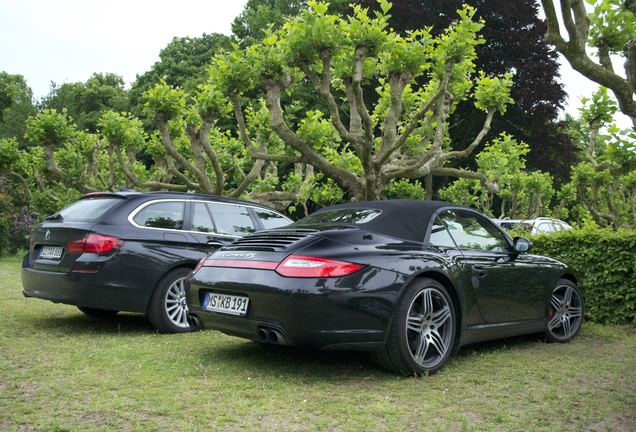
left=546, top=280, right=583, bottom=342
left=405, top=286, right=454, bottom=370
left=374, top=278, right=456, bottom=375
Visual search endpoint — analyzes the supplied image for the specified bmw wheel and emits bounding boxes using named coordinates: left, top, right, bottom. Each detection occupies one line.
left=374, top=278, right=456, bottom=375
left=545, top=279, right=584, bottom=342
left=147, top=267, right=199, bottom=333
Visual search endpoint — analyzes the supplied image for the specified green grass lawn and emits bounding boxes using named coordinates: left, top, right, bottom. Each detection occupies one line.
left=1, top=256, right=634, bottom=431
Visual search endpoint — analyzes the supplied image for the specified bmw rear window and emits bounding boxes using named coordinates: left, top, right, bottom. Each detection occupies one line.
left=302, top=208, right=382, bottom=224
left=55, top=198, right=123, bottom=222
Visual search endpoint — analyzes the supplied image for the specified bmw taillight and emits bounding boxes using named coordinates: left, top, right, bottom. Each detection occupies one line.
left=67, top=234, right=124, bottom=254
left=275, top=255, right=364, bottom=278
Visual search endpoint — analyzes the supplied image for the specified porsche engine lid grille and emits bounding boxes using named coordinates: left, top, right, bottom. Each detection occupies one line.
left=223, top=229, right=318, bottom=252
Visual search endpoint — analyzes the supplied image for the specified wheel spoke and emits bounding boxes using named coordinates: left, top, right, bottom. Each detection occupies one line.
left=548, top=314, right=561, bottom=331
left=166, top=303, right=179, bottom=312
left=563, top=286, right=573, bottom=307
left=562, top=315, right=571, bottom=337
left=432, top=306, right=450, bottom=327
left=568, top=306, right=582, bottom=318
left=413, top=336, right=429, bottom=364
left=422, top=289, right=433, bottom=317
left=407, top=314, right=423, bottom=333
left=428, top=329, right=447, bottom=355
left=168, top=307, right=179, bottom=320
left=167, top=290, right=179, bottom=299
left=550, top=295, right=561, bottom=311
left=180, top=309, right=189, bottom=326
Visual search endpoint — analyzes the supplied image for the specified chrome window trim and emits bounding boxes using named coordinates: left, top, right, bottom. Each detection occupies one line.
left=127, top=198, right=291, bottom=238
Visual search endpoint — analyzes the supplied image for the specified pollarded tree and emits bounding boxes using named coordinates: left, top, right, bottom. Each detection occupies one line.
left=541, top=0, right=636, bottom=127
left=439, top=133, right=555, bottom=218
left=100, top=81, right=309, bottom=210
left=221, top=1, right=514, bottom=200
left=561, top=88, right=636, bottom=227
left=23, top=109, right=120, bottom=199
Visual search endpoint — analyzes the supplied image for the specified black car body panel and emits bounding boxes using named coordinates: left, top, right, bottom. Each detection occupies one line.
left=22, top=192, right=292, bottom=314
left=187, top=200, right=579, bottom=351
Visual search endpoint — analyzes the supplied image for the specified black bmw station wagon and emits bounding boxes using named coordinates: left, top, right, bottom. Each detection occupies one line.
left=21, top=191, right=291, bottom=333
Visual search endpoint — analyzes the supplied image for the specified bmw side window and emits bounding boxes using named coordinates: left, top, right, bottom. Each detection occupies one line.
left=428, top=217, right=456, bottom=248
left=254, top=209, right=290, bottom=230
left=207, top=203, right=256, bottom=236
left=133, top=201, right=185, bottom=230
left=191, top=202, right=216, bottom=233
left=439, top=210, right=509, bottom=253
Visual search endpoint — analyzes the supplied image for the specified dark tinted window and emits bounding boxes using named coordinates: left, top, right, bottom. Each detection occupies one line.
left=302, top=208, right=382, bottom=224
left=428, top=217, right=456, bottom=248
left=254, top=209, right=290, bottom=229
left=439, top=210, right=509, bottom=253
left=58, top=198, right=122, bottom=222
left=191, top=202, right=215, bottom=233
left=208, top=203, right=255, bottom=236
left=133, top=201, right=184, bottom=230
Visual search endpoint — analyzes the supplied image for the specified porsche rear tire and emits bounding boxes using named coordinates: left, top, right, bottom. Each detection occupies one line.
left=374, top=278, right=456, bottom=375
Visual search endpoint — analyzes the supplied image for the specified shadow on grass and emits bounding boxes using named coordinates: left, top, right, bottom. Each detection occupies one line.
left=201, top=332, right=547, bottom=380
left=29, top=312, right=155, bottom=335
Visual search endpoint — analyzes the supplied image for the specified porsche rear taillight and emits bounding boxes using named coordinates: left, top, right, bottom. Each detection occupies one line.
left=275, top=255, right=364, bottom=278
left=197, top=255, right=364, bottom=278
left=67, top=234, right=123, bottom=254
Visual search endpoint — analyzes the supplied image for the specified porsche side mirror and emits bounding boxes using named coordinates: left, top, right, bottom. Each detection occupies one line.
left=513, top=237, right=533, bottom=254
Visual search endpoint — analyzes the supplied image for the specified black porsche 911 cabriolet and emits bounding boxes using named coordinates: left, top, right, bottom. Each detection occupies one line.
left=186, top=200, right=583, bottom=375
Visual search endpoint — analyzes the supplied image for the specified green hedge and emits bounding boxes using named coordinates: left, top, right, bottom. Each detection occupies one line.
left=528, top=228, right=636, bottom=324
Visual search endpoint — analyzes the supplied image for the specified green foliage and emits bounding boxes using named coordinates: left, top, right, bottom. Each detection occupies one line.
left=129, top=33, right=231, bottom=117
left=25, top=109, right=76, bottom=148
left=383, top=178, right=425, bottom=200
left=143, top=81, right=188, bottom=120
left=473, top=72, right=514, bottom=114
left=440, top=133, right=554, bottom=218
left=530, top=227, right=636, bottom=324
left=0, top=72, right=35, bottom=143
left=560, top=88, right=635, bottom=228
left=41, top=73, right=129, bottom=132
left=587, top=0, right=636, bottom=53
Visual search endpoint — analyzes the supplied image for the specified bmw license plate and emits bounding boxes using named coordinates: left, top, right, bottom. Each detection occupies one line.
left=40, top=246, right=63, bottom=259
left=205, top=292, right=249, bottom=316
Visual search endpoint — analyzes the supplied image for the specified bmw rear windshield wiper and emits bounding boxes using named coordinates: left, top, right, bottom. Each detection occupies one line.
left=45, top=213, right=64, bottom=221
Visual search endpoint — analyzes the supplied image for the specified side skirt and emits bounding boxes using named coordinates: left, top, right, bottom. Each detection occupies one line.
left=459, top=319, right=546, bottom=347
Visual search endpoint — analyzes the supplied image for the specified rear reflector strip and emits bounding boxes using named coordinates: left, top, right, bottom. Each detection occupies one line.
left=71, top=268, right=98, bottom=274
left=201, top=259, right=278, bottom=270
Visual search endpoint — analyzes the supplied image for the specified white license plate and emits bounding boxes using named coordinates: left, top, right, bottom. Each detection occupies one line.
left=40, top=246, right=63, bottom=259
left=205, top=292, right=249, bottom=316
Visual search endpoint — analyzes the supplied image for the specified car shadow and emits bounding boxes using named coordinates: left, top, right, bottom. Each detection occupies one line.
left=29, top=312, right=155, bottom=335
left=202, top=332, right=547, bottom=379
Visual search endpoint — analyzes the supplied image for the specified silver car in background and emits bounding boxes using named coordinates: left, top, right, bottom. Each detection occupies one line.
left=493, top=217, right=572, bottom=235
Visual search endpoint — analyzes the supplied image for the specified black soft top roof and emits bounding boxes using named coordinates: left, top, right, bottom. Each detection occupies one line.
left=303, top=199, right=469, bottom=242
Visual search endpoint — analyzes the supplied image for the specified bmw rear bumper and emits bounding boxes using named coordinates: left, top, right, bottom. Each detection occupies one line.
left=21, top=254, right=148, bottom=312
left=186, top=266, right=408, bottom=350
